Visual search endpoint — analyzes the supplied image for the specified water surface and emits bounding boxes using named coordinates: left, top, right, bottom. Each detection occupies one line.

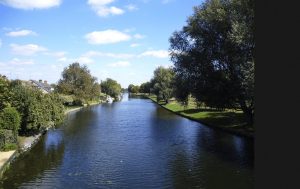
left=0, top=93, right=254, bottom=188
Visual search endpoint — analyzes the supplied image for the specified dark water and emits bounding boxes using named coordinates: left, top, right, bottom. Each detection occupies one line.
left=0, top=93, right=254, bottom=189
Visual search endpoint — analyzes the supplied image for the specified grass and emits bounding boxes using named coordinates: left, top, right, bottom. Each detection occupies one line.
left=1, top=143, right=18, bottom=151
left=64, top=105, right=82, bottom=111
left=147, top=95, right=254, bottom=137
left=87, top=100, right=101, bottom=105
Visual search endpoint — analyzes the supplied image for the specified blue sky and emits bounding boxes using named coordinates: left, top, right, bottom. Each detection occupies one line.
left=0, top=0, right=201, bottom=88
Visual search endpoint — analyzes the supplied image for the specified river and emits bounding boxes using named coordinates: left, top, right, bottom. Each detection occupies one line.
left=0, top=93, right=254, bottom=188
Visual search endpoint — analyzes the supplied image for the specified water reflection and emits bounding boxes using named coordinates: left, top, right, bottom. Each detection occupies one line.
left=0, top=129, right=65, bottom=188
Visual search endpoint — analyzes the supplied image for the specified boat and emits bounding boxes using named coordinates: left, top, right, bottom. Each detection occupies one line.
left=106, top=96, right=113, bottom=103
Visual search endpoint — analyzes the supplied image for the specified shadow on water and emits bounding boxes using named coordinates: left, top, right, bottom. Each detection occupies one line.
left=149, top=104, right=254, bottom=189
left=0, top=130, right=65, bottom=188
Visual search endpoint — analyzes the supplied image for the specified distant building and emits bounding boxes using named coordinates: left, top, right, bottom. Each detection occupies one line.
left=29, top=79, right=54, bottom=93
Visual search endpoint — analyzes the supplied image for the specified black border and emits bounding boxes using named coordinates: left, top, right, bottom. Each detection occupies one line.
left=256, top=0, right=300, bottom=188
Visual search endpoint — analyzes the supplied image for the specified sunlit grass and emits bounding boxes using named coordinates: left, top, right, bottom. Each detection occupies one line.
left=147, top=94, right=254, bottom=135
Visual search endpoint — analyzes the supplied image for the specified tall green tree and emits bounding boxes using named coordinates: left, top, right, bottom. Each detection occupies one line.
left=101, top=78, right=122, bottom=100
left=0, top=106, right=21, bottom=138
left=0, top=75, right=13, bottom=110
left=128, top=84, right=135, bottom=93
left=139, top=82, right=151, bottom=94
left=56, top=62, right=101, bottom=102
left=152, top=66, right=175, bottom=104
left=169, top=0, right=254, bottom=125
left=10, top=84, right=64, bottom=134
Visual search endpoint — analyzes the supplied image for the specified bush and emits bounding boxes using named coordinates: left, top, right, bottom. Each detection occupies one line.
left=73, top=98, right=85, bottom=106
left=2, top=143, right=18, bottom=151
left=0, top=106, right=21, bottom=137
left=10, top=85, right=65, bottom=134
left=59, top=94, right=75, bottom=106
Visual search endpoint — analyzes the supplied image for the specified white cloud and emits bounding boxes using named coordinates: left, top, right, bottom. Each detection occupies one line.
left=88, top=0, right=114, bottom=5
left=0, top=0, right=61, bottom=10
left=44, top=51, right=67, bottom=58
left=126, top=4, right=138, bottom=11
left=6, top=29, right=37, bottom=37
left=9, top=58, right=35, bottom=65
left=83, top=51, right=134, bottom=59
left=85, top=30, right=131, bottom=45
left=95, top=6, right=124, bottom=17
left=87, top=0, right=124, bottom=17
left=108, top=61, right=131, bottom=67
left=130, top=43, right=140, bottom=48
left=139, top=50, right=169, bottom=58
left=57, top=56, right=94, bottom=64
left=10, top=43, right=47, bottom=56
left=0, top=39, right=2, bottom=48
left=133, top=34, right=146, bottom=39
left=58, top=57, right=67, bottom=62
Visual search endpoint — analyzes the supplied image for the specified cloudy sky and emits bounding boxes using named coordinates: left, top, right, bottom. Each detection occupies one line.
left=0, top=0, right=200, bottom=88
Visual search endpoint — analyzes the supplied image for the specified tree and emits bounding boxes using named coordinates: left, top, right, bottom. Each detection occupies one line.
left=131, top=85, right=140, bottom=94
left=139, top=82, right=151, bottom=94
left=128, top=84, right=135, bottom=93
left=101, top=78, right=122, bottom=100
left=56, top=62, right=101, bottom=102
left=10, top=84, right=64, bottom=135
left=0, top=75, right=13, bottom=110
left=152, top=66, right=175, bottom=104
left=0, top=106, right=21, bottom=138
left=169, top=0, right=254, bottom=124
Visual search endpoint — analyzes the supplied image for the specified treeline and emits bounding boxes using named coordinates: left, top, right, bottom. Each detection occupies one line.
left=0, top=62, right=122, bottom=150
left=131, top=0, right=254, bottom=125
left=56, top=62, right=122, bottom=104
left=128, top=82, right=151, bottom=94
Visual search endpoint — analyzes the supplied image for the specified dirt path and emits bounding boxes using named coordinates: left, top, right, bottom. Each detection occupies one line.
left=0, top=150, right=16, bottom=168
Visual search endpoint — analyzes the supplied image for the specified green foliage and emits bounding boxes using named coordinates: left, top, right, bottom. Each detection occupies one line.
left=0, top=129, right=18, bottom=149
left=56, top=62, right=101, bottom=102
left=169, top=0, right=254, bottom=124
left=0, top=106, right=21, bottom=137
left=139, top=82, right=151, bottom=94
left=2, top=143, right=18, bottom=151
left=10, top=84, right=64, bottom=134
left=128, top=84, right=140, bottom=94
left=59, top=94, right=75, bottom=105
left=0, top=75, right=13, bottom=110
left=151, top=66, right=175, bottom=104
left=49, top=93, right=65, bottom=125
left=101, top=78, right=122, bottom=100
left=128, top=84, right=141, bottom=93
left=128, top=84, right=135, bottom=93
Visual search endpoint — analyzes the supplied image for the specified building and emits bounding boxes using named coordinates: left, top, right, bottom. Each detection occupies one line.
left=29, top=79, right=54, bottom=93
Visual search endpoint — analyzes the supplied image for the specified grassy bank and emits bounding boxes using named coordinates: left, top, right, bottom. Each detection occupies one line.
left=147, top=95, right=254, bottom=138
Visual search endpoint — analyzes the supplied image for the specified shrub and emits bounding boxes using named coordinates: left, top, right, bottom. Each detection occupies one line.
left=0, top=106, right=21, bottom=137
left=73, top=98, right=85, bottom=106
left=59, top=94, right=74, bottom=106
left=10, top=85, right=65, bottom=134
left=2, top=143, right=18, bottom=151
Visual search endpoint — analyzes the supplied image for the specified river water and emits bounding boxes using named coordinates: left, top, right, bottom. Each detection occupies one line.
left=0, top=93, right=254, bottom=189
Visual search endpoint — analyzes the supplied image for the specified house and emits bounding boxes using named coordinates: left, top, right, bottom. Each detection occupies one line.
left=29, top=79, right=54, bottom=93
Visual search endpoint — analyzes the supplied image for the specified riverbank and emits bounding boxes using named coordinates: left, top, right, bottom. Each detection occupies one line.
left=146, top=95, right=254, bottom=138
left=0, top=150, right=17, bottom=178
left=0, top=102, right=102, bottom=179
